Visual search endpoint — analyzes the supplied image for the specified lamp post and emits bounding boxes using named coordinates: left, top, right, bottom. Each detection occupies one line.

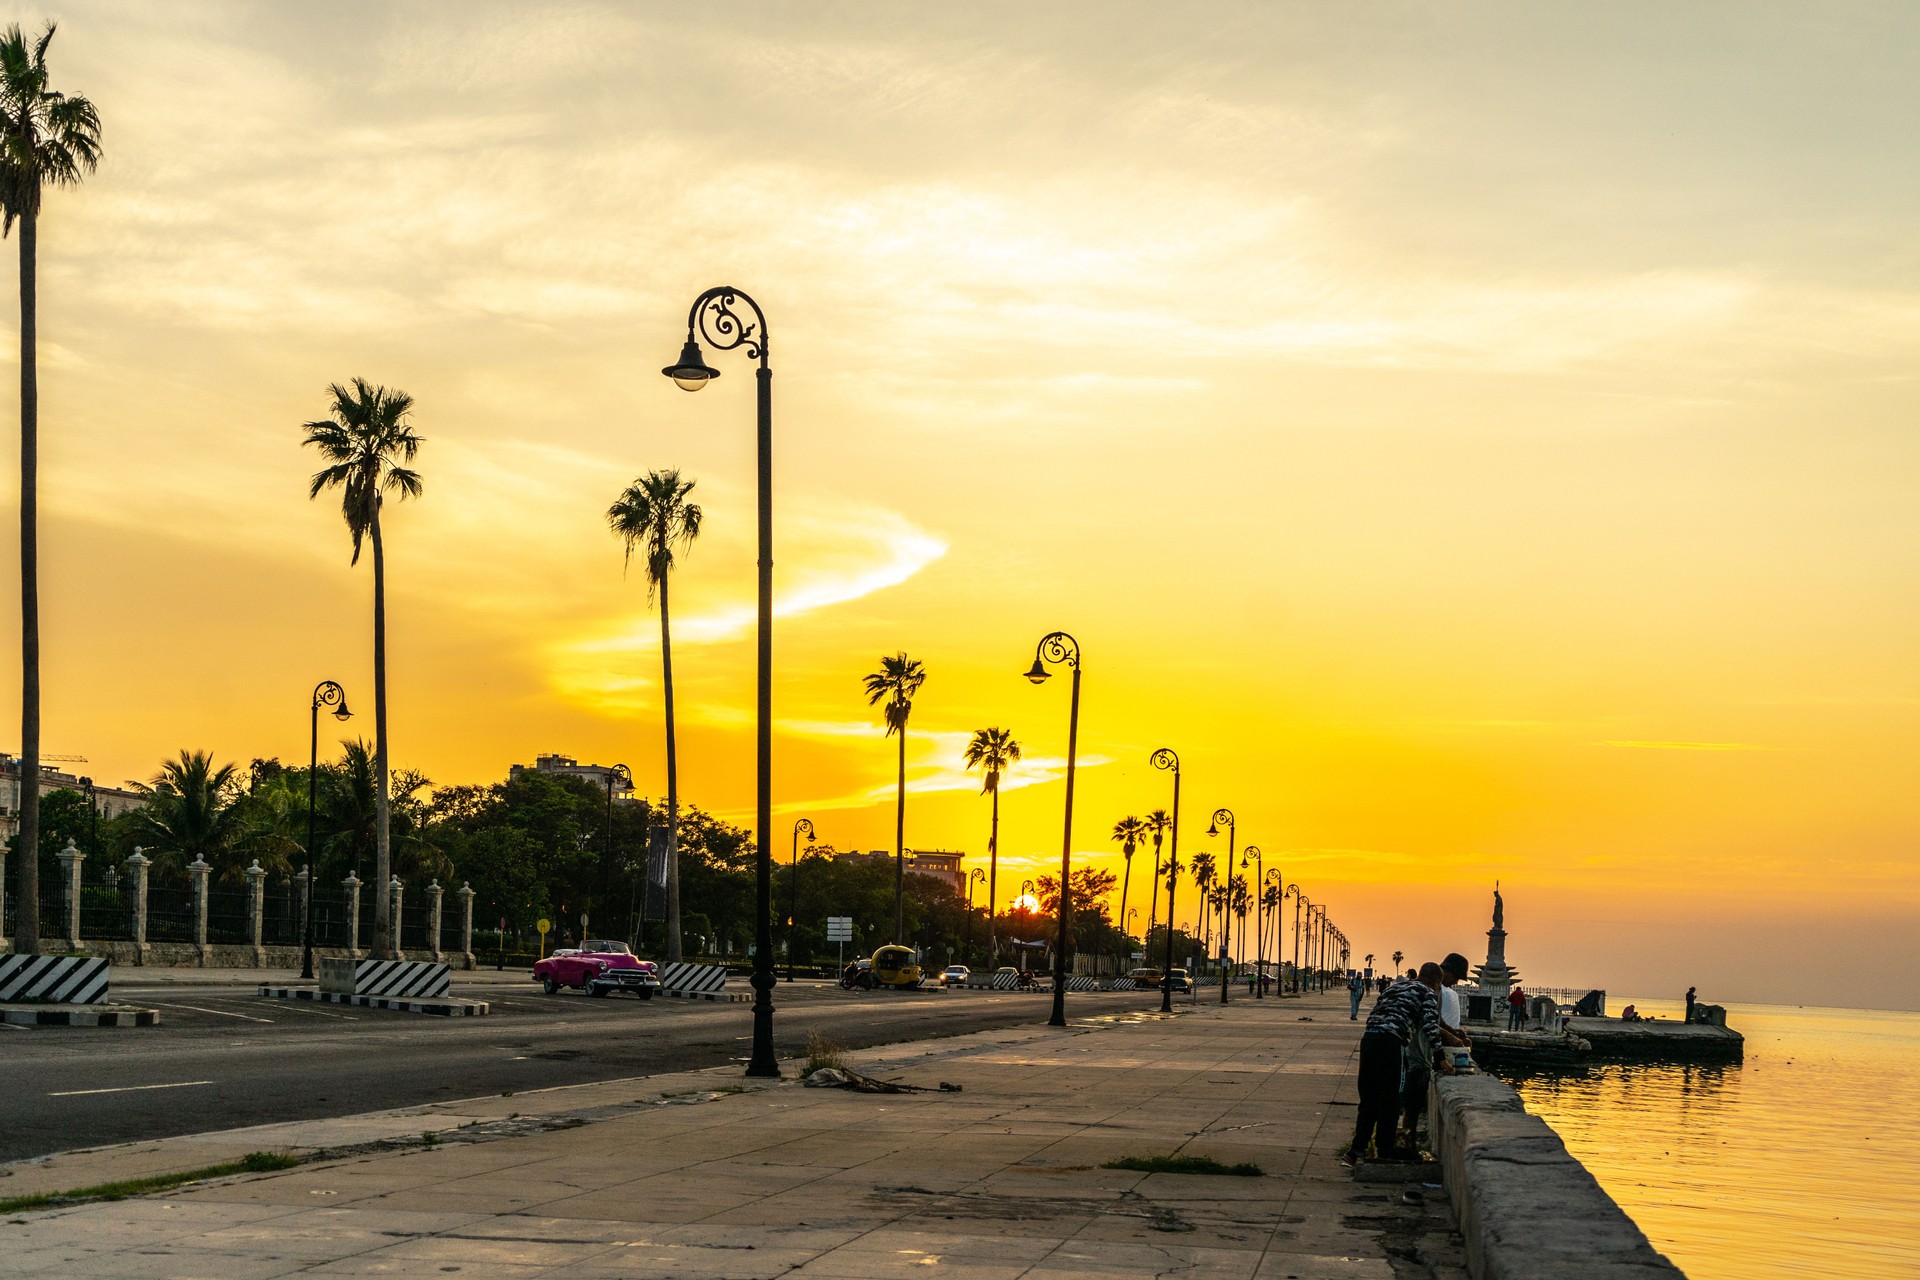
left=1149, top=749, right=1181, bottom=1014
left=966, top=867, right=985, bottom=962
left=1022, top=631, right=1081, bottom=1029
left=1262, top=866, right=1282, bottom=994
left=1241, top=844, right=1264, bottom=998
left=1206, top=809, right=1235, bottom=1005
left=602, top=762, right=630, bottom=943
left=1293, top=893, right=1308, bottom=993
left=662, top=286, right=780, bottom=1078
left=786, top=817, right=813, bottom=983
left=303, top=680, right=352, bottom=980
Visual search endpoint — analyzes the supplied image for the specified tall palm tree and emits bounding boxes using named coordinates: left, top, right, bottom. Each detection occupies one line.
left=963, top=727, right=1020, bottom=967
left=1191, top=850, right=1217, bottom=958
left=1143, top=807, right=1171, bottom=943
left=863, top=652, right=927, bottom=942
left=302, top=379, right=423, bottom=960
left=2, top=22, right=99, bottom=955
left=608, top=469, right=702, bottom=962
left=1110, top=815, right=1148, bottom=945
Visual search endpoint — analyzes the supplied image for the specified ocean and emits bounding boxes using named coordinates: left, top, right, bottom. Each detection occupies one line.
left=1496, top=997, right=1920, bottom=1279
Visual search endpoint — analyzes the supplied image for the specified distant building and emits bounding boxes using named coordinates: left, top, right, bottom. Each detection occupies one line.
left=0, top=754, right=145, bottom=840
left=832, top=848, right=967, bottom=896
left=508, top=753, right=635, bottom=800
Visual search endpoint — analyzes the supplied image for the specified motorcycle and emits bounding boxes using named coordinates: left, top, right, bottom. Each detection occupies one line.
left=839, top=964, right=876, bottom=991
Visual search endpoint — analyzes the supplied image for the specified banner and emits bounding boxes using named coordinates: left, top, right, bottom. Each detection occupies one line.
left=644, top=825, right=670, bottom=921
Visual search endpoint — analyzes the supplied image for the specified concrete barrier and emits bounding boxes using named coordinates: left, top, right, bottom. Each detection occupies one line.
left=1430, top=1074, right=1683, bottom=1279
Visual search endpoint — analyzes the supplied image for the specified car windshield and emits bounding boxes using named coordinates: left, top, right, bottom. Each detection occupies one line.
left=579, top=940, right=631, bottom=955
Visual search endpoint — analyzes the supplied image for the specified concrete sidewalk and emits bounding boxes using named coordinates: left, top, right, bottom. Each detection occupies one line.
left=0, top=994, right=1466, bottom=1279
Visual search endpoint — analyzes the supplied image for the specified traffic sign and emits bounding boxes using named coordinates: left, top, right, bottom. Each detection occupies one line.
left=537, top=917, right=552, bottom=935
left=825, top=916, right=853, bottom=942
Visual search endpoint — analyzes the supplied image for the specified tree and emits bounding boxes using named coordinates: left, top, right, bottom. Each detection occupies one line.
left=1111, top=815, right=1148, bottom=945
left=1191, top=850, right=1217, bottom=964
left=962, top=727, right=1020, bottom=966
left=607, top=469, right=702, bottom=962
left=1143, top=807, right=1171, bottom=942
left=862, top=651, right=926, bottom=942
left=2, top=21, right=100, bottom=954
left=303, top=379, right=424, bottom=959
left=126, top=751, right=245, bottom=878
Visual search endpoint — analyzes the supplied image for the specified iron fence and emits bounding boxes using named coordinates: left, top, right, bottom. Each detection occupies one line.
left=148, top=884, right=195, bottom=942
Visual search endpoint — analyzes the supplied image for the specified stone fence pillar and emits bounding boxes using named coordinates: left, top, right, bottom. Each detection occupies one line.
left=294, top=869, right=309, bottom=952
left=245, top=860, right=267, bottom=965
left=126, top=848, right=151, bottom=963
left=189, top=856, right=211, bottom=964
left=343, top=872, right=362, bottom=958
left=56, top=838, right=85, bottom=951
left=426, top=880, right=444, bottom=962
left=389, top=876, right=405, bottom=960
left=456, top=882, right=475, bottom=969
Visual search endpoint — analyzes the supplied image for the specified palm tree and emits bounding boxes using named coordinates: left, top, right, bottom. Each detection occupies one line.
left=2, top=22, right=100, bottom=955
left=1191, top=850, right=1217, bottom=960
left=1110, top=815, right=1148, bottom=948
left=126, top=751, right=245, bottom=878
left=1391, top=948, right=1404, bottom=977
left=1143, top=808, right=1171, bottom=943
left=963, top=727, right=1020, bottom=967
left=302, top=379, right=424, bottom=960
left=863, top=652, right=927, bottom=942
left=608, top=469, right=703, bottom=962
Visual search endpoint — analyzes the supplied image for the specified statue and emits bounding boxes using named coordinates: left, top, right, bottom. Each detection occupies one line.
left=1472, top=881, right=1519, bottom=998
left=1493, top=880, right=1503, bottom=929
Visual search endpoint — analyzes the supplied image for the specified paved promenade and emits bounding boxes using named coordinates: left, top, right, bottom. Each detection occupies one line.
left=1, top=993, right=1466, bottom=1279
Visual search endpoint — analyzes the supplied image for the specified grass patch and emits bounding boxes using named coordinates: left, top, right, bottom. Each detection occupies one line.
left=803, top=1031, right=846, bottom=1074
left=1102, top=1154, right=1263, bottom=1178
left=0, top=1151, right=300, bottom=1214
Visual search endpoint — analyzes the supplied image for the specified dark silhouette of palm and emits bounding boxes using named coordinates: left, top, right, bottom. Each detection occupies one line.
left=1111, top=815, right=1148, bottom=946
left=2, top=21, right=99, bottom=955
left=608, top=469, right=703, bottom=962
left=864, top=652, right=926, bottom=942
left=1143, top=808, right=1171, bottom=946
left=963, top=727, right=1020, bottom=966
left=302, top=378, right=424, bottom=960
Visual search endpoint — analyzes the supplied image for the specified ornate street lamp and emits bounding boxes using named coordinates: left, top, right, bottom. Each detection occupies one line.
left=1149, top=749, right=1181, bottom=1014
left=786, top=817, right=814, bottom=983
left=303, top=680, right=352, bottom=980
left=1206, top=809, right=1236, bottom=1005
left=1241, top=844, right=1264, bottom=998
left=1022, top=631, right=1081, bottom=1029
left=966, top=867, right=986, bottom=961
left=662, top=286, right=780, bottom=1078
left=601, top=762, right=630, bottom=942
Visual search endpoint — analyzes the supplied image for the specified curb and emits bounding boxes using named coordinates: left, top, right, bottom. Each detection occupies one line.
left=258, top=987, right=489, bottom=1016
left=662, top=988, right=750, bottom=1003
left=0, top=1002, right=159, bottom=1027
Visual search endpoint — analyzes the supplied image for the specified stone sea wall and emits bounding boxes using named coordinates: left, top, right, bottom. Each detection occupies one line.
left=1431, top=1073, right=1684, bottom=1279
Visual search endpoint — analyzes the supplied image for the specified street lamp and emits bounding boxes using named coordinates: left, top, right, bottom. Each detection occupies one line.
left=1241, top=844, right=1264, bottom=998
left=966, top=867, right=986, bottom=961
left=602, top=762, right=630, bottom=944
left=1022, top=631, right=1081, bottom=1029
left=786, top=817, right=814, bottom=983
left=303, top=680, right=352, bottom=981
left=1262, top=866, right=1282, bottom=994
left=1293, top=893, right=1309, bottom=993
left=663, top=286, right=780, bottom=1079
left=1206, top=809, right=1235, bottom=1005
left=1149, top=749, right=1181, bottom=1014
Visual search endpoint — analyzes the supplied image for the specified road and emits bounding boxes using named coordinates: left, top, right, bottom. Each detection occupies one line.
left=0, top=973, right=1087, bottom=1163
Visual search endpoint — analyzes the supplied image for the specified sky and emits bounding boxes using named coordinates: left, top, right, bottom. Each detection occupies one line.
left=4, top=2, right=1917, bottom=1009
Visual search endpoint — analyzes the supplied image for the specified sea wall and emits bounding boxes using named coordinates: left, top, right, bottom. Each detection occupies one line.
left=1431, top=1073, right=1684, bottom=1279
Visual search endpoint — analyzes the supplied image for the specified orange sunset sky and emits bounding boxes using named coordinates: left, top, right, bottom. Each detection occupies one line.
left=6, top=3, right=1918, bottom=1009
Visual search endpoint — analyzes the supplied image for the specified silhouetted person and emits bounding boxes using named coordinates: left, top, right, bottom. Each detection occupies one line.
left=1507, top=986, right=1527, bottom=1031
left=1348, top=971, right=1366, bottom=1020
left=1685, top=986, right=1697, bottom=1024
left=1349, top=966, right=1450, bottom=1165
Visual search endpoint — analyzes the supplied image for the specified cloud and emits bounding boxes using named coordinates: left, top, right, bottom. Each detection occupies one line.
left=1602, top=740, right=1771, bottom=751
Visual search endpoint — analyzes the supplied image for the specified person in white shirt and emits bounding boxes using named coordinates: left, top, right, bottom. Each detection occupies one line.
left=1438, top=953, right=1473, bottom=1050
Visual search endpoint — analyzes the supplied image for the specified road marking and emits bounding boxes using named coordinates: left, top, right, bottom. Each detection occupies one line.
left=50, top=1080, right=214, bottom=1098
left=149, top=1001, right=275, bottom=1023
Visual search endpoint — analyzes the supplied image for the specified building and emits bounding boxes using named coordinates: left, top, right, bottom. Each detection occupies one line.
left=832, top=849, right=968, bottom=897
left=508, top=753, right=636, bottom=799
left=0, top=753, right=145, bottom=840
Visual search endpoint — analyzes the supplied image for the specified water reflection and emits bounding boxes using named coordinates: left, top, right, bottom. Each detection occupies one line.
left=1493, top=1001, right=1920, bottom=1280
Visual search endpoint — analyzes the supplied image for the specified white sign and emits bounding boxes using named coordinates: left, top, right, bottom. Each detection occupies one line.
left=825, top=916, right=854, bottom=942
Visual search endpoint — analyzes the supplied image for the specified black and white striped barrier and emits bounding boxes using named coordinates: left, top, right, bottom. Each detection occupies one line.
left=260, top=987, right=488, bottom=1016
left=0, top=955, right=110, bottom=1005
left=1110, top=978, right=1137, bottom=990
left=662, top=988, right=751, bottom=1003
left=991, top=971, right=1020, bottom=990
left=323, top=959, right=451, bottom=999
left=1068, top=976, right=1101, bottom=992
left=657, top=962, right=729, bottom=994
left=2, top=1004, right=155, bottom=1027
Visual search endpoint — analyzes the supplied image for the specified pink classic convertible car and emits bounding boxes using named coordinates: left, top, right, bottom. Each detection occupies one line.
left=532, top=940, right=662, bottom=999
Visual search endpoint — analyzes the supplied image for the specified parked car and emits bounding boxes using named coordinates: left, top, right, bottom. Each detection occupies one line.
left=1127, top=966, right=1165, bottom=987
left=533, top=940, right=661, bottom=998
left=1164, top=967, right=1192, bottom=992
left=941, top=965, right=970, bottom=987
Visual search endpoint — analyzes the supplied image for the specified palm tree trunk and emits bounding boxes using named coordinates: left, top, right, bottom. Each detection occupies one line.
left=370, top=503, right=393, bottom=959
left=660, top=571, right=682, bottom=963
left=1145, top=839, right=1161, bottom=943
left=985, top=785, right=999, bottom=966
left=1117, top=851, right=1132, bottom=951
left=892, top=728, right=906, bottom=943
left=12, top=206, right=40, bottom=955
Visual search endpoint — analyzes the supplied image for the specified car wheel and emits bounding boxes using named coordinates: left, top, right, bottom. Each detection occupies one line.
left=638, top=988, right=655, bottom=1000
left=542, top=977, right=559, bottom=995
left=587, top=984, right=608, bottom=997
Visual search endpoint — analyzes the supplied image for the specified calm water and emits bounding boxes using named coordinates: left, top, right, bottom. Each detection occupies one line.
left=1498, top=998, right=1920, bottom=1279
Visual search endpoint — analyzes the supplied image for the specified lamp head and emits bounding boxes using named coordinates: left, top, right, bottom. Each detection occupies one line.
left=334, top=698, right=354, bottom=721
left=662, top=339, right=720, bottom=391
left=1022, top=657, right=1050, bottom=684
left=1205, top=821, right=1218, bottom=837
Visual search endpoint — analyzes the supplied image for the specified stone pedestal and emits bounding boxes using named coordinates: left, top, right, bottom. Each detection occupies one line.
left=189, top=856, right=211, bottom=964
left=389, top=877, right=405, bottom=960
left=456, top=882, right=476, bottom=970
left=426, top=880, right=444, bottom=963
left=126, top=849, right=152, bottom=964
left=244, top=860, right=267, bottom=966
left=56, top=838, right=86, bottom=951
left=343, top=873, right=362, bottom=958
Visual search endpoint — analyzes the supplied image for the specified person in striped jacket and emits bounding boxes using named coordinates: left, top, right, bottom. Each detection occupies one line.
left=1347, top=964, right=1453, bottom=1164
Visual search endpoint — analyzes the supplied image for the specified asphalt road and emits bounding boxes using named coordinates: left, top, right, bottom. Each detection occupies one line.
left=0, top=974, right=1093, bottom=1164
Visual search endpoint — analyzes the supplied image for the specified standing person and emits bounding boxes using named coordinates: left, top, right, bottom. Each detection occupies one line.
left=1347, top=967, right=1451, bottom=1165
left=1400, top=963, right=1446, bottom=1147
left=1348, top=970, right=1366, bottom=1020
left=1685, top=986, right=1697, bottom=1025
left=1438, top=953, right=1475, bottom=1053
left=1507, top=985, right=1527, bottom=1031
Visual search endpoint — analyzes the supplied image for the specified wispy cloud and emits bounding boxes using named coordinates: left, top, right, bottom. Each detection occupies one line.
left=1602, top=740, right=1771, bottom=752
